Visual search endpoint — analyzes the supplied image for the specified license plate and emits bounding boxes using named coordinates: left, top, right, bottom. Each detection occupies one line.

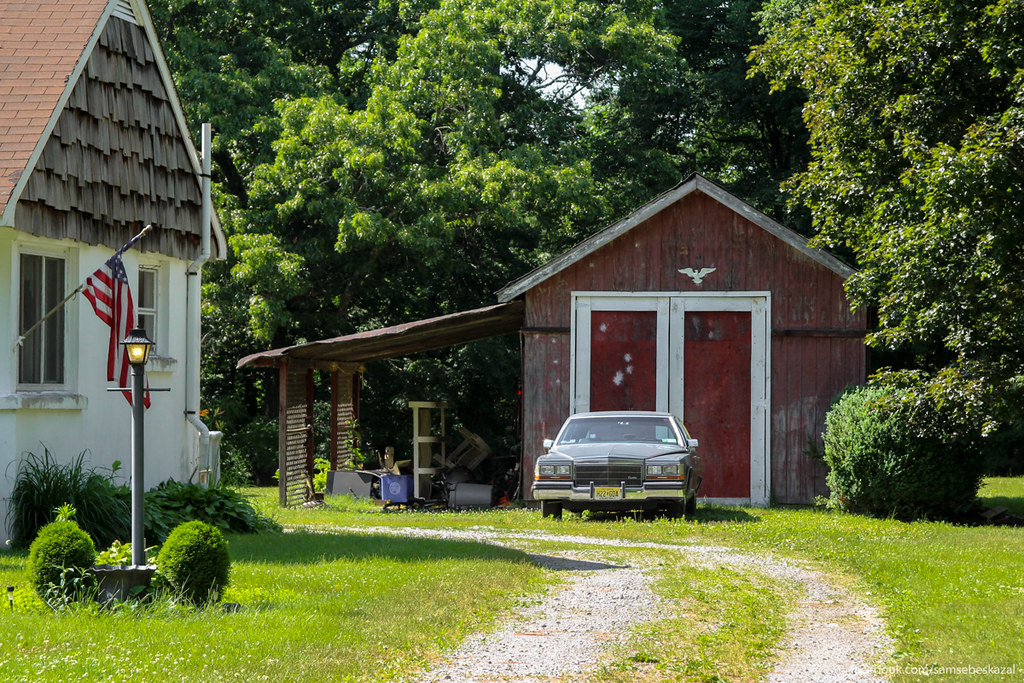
left=594, top=487, right=620, bottom=499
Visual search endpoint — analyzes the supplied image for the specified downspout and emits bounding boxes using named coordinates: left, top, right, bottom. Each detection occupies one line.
left=185, top=123, right=222, bottom=484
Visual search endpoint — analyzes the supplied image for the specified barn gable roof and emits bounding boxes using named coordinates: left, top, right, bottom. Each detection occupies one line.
left=496, top=173, right=854, bottom=302
left=0, top=0, right=226, bottom=260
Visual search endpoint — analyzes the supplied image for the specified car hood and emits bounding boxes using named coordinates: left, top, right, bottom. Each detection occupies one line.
left=549, top=443, right=688, bottom=460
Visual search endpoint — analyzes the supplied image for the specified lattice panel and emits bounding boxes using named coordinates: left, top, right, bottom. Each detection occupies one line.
left=280, top=366, right=310, bottom=507
left=333, top=372, right=355, bottom=467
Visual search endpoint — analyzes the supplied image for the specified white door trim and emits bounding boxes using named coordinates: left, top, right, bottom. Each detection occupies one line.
left=571, top=291, right=771, bottom=506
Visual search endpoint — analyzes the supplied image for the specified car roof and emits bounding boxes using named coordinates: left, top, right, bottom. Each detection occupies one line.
left=569, top=411, right=677, bottom=418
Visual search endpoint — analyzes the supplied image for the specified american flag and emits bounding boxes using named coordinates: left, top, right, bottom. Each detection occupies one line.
left=82, top=231, right=150, bottom=407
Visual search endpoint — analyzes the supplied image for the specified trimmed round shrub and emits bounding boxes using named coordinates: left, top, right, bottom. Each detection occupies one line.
left=823, top=382, right=983, bottom=520
left=28, top=521, right=97, bottom=597
left=156, top=521, right=230, bottom=605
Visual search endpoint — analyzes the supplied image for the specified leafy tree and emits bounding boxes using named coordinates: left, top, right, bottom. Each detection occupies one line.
left=754, top=0, right=1024, bottom=428
left=152, top=0, right=814, bottom=480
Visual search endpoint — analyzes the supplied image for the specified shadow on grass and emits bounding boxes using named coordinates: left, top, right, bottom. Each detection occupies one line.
left=526, top=555, right=625, bottom=571
left=572, top=505, right=761, bottom=525
left=693, top=506, right=761, bottom=524
left=228, top=530, right=536, bottom=567
left=979, top=496, right=1024, bottom=517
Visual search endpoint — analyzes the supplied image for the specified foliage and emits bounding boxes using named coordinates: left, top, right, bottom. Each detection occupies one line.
left=312, top=457, right=330, bottom=492
left=155, top=521, right=231, bottom=606
left=7, top=449, right=129, bottom=549
left=38, top=567, right=99, bottom=612
left=27, top=521, right=97, bottom=599
left=143, top=480, right=281, bottom=543
left=822, top=378, right=984, bottom=520
left=753, top=0, right=1024, bottom=428
left=147, top=0, right=813, bottom=481
left=95, top=540, right=156, bottom=566
left=209, top=411, right=277, bottom=486
left=53, top=503, right=77, bottom=523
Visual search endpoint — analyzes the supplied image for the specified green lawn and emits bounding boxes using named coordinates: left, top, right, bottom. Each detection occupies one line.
left=979, top=476, right=1024, bottom=516
left=0, top=530, right=547, bottom=681
left=240, top=483, right=1024, bottom=681
left=2, top=479, right=1021, bottom=681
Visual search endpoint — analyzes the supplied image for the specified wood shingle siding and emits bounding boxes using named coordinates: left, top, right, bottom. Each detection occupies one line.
left=13, top=17, right=201, bottom=260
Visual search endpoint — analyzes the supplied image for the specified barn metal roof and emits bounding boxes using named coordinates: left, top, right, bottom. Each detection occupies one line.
left=496, top=173, right=855, bottom=302
left=236, top=300, right=525, bottom=368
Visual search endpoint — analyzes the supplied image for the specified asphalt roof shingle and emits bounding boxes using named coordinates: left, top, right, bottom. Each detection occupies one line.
left=0, top=0, right=109, bottom=213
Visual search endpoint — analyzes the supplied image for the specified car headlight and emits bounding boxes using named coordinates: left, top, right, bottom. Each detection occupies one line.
left=536, top=463, right=571, bottom=479
left=647, top=463, right=680, bottom=477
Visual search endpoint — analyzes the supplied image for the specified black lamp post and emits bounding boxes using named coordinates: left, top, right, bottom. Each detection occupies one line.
left=122, top=327, right=153, bottom=567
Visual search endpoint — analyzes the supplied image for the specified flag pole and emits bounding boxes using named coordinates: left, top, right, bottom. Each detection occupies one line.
left=11, top=225, right=154, bottom=353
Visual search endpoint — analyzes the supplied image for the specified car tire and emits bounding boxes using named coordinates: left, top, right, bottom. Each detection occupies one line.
left=664, top=500, right=685, bottom=519
left=540, top=501, right=562, bottom=520
left=684, top=491, right=697, bottom=519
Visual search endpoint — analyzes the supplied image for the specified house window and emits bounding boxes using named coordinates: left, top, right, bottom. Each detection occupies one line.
left=137, top=266, right=158, bottom=345
left=19, top=253, right=66, bottom=385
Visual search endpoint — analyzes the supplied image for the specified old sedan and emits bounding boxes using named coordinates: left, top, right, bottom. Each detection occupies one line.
left=533, top=411, right=701, bottom=519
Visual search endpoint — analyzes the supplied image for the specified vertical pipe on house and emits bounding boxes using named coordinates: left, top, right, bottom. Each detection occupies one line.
left=185, top=123, right=220, bottom=484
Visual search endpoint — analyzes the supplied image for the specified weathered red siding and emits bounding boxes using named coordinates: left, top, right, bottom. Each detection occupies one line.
left=520, top=190, right=867, bottom=503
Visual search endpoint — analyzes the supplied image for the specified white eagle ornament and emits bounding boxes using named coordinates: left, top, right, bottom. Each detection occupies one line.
left=678, top=266, right=716, bottom=285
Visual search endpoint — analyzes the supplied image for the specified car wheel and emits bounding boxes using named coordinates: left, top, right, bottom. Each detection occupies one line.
left=664, top=500, right=685, bottom=519
left=684, top=491, right=697, bottom=519
left=541, top=501, right=562, bottom=520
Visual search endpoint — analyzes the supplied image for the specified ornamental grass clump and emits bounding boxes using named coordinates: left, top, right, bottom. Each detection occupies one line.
left=8, top=449, right=129, bottom=548
left=28, top=520, right=97, bottom=599
left=156, top=521, right=230, bottom=605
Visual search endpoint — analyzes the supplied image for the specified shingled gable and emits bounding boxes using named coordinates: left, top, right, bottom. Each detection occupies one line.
left=497, top=173, right=853, bottom=302
left=0, top=0, right=226, bottom=260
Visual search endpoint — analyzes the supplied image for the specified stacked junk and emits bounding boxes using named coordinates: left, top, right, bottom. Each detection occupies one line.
left=325, top=401, right=516, bottom=510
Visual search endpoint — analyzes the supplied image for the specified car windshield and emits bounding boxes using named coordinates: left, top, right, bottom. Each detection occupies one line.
left=556, top=416, right=682, bottom=445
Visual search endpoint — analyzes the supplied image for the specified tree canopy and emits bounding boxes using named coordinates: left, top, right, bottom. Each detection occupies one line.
left=754, top=0, right=1024, bottom=428
left=152, top=0, right=810, bottom=481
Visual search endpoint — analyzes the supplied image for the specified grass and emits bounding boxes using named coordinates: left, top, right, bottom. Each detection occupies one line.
left=2, top=479, right=1022, bottom=681
left=978, top=476, right=1024, bottom=515
left=239, top=484, right=1024, bottom=682
left=0, top=530, right=547, bottom=681
left=592, top=548, right=792, bottom=683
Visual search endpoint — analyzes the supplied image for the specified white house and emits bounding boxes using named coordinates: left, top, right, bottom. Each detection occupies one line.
left=0, top=0, right=227, bottom=545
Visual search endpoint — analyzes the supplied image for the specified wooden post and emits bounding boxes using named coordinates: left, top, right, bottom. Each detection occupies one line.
left=352, top=371, right=361, bottom=455
left=329, top=369, right=339, bottom=470
left=277, top=359, right=289, bottom=507
left=305, top=367, right=315, bottom=482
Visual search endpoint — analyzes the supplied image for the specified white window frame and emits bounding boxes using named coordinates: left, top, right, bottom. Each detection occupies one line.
left=15, top=243, right=78, bottom=393
left=136, top=264, right=159, bottom=348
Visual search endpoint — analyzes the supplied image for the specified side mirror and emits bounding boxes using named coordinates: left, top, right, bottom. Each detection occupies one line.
left=687, top=438, right=699, bottom=450
left=542, top=438, right=554, bottom=450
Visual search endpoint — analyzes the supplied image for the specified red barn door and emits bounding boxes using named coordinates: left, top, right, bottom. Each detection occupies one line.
left=573, top=294, right=768, bottom=505
left=682, top=311, right=751, bottom=498
left=588, top=310, right=658, bottom=411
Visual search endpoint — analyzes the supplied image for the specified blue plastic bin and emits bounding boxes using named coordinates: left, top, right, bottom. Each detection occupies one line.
left=380, top=474, right=412, bottom=503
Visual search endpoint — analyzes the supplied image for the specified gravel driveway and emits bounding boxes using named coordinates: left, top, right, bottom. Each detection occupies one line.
left=337, top=526, right=892, bottom=682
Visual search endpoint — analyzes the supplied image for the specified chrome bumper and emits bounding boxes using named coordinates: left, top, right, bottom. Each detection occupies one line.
left=533, top=480, right=686, bottom=501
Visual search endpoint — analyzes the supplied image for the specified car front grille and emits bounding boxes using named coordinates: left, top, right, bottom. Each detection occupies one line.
left=574, top=463, right=643, bottom=487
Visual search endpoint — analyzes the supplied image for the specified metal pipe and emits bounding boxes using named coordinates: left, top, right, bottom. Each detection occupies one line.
left=185, top=123, right=216, bottom=483
left=131, top=362, right=145, bottom=567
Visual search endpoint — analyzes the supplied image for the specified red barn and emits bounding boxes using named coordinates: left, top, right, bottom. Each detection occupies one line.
left=498, top=174, right=867, bottom=505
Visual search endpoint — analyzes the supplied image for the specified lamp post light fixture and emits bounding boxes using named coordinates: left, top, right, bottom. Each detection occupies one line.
left=123, top=327, right=154, bottom=366
left=122, top=327, right=153, bottom=567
